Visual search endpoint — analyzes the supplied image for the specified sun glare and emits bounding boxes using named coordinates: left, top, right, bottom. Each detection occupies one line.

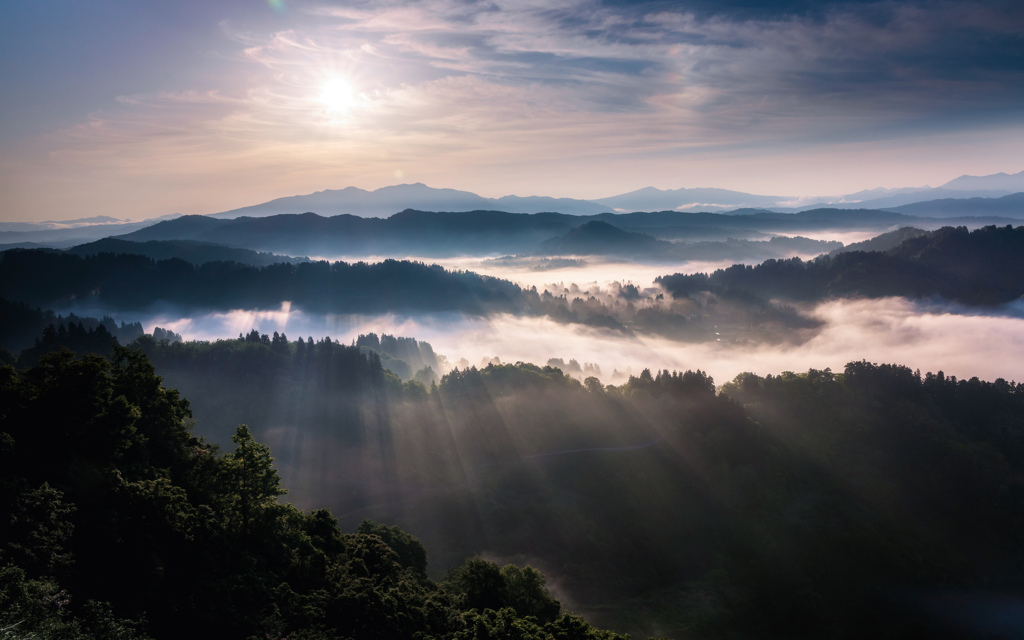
left=319, top=77, right=356, bottom=114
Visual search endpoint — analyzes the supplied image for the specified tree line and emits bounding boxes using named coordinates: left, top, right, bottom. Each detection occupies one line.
left=0, top=347, right=630, bottom=640
left=658, top=224, right=1024, bottom=305
left=7, top=322, right=1024, bottom=637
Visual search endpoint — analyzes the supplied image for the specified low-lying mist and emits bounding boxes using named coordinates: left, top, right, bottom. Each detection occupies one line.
left=146, top=296, right=1024, bottom=385
left=305, top=248, right=827, bottom=292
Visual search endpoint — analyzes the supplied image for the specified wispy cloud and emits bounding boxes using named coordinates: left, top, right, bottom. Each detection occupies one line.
left=5, top=0, right=1024, bottom=218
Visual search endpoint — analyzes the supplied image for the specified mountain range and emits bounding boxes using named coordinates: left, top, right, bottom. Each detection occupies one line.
left=108, top=207, right=1016, bottom=261
left=212, top=183, right=612, bottom=218
left=207, top=171, right=1024, bottom=218
left=203, top=170, right=1024, bottom=217
left=886, top=192, right=1024, bottom=217
left=2, top=170, right=1022, bottom=250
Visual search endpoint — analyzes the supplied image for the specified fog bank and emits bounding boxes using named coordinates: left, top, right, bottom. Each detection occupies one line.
left=148, top=297, right=1024, bottom=385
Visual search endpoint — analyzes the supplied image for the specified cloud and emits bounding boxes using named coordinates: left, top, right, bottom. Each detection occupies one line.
left=6, top=0, right=1024, bottom=219
left=83, top=1, right=1024, bottom=149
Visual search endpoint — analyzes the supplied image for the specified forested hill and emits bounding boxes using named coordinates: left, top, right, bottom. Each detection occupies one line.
left=0, top=250, right=527, bottom=314
left=119, top=210, right=577, bottom=257
left=537, top=221, right=841, bottom=261
left=0, top=348, right=627, bottom=639
left=0, top=296, right=145, bottom=355
left=7, top=341, right=1024, bottom=638
left=115, top=208, right=948, bottom=258
left=65, top=237, right=308, bottom=267
left=5, top=226, right=1021, bottom=349
left=0, top=250, right=827, bottom=345
left=658, top=224, right=1024, bottom=305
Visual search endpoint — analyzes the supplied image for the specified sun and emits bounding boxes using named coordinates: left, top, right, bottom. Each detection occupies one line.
left=319, top=77, right=356, bottom=114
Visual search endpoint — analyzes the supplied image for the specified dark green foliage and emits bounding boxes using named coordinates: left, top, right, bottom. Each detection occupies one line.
left=0, top=565, right=151, bottom=640
left=442, top=559, right=565, bottom=629
left=128, top=333, right=391, bottom=447
left=65, top=237, right=307, bottom=267
left=540, top=221, right=840, bottom=262
left=357, top=332, right=442, bottom=381
left=2, top=482, right=76, bottom=575
left=0, top=349, right=620, bottom=640
left=8, top=322, right=1024, bottom=638
left=114, top=208, right=896, bottom=260
left=222, top=424, right=286, bottom=531
left=138, top=349, right=1024, bottom=639
left=501, top=564, right=563, bottom=623
left=658, top=224, right=1024, bottom=305
left=0, top=250, right=524, bottom=315
left=445, top=558, right=510, bottom=613
left=357, top=520, right=429, bottom=577
left=0, top=295, right=144, bottom=354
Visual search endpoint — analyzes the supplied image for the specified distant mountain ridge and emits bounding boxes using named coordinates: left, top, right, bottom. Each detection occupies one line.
left=206, top=172, right=1024, bottom=219
left=5, top=170, right=1024, bottom=250
left=116, top=207, right=962, bottom=260
left=212, top=183, right=612, bottom=218
left=0, top=214, right=183, bottom=247
left=121, top=210, right=577, bottom=257
left=887, top=192, right=1024, bottom=217
left=940, top=169, right=1024, bottom=192
left=808, top=188, right=1017, bottom=211
left=591, top=186, right=792, bottom=212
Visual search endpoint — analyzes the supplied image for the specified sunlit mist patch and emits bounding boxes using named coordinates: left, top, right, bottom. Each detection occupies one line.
left=142, top=297, right=1024, bottom=387
left=302, top=255, right=746, bottom=293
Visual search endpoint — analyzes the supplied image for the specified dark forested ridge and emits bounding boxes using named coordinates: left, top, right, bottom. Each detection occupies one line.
left=8, top=336, right=1023, bottom=638
left=65, top=237, right=309, bottom=267
left=888, top=191, right=1024, bottom=217
left=537, top=221, right=840, bottom=261
left=0, top=296, right=144, bottom=355
left=113, top=208, right=982, bottom=259
left=119, top=210, right=578, bottom=257
left=0, top=251, right=823, bottom=345
left=0, top=251, right=525, bottom=315
left=5, top=224, right=1022, bottom=351
left=0, top=348, right=629, bottom=640
left=828, top=226, right=931, bottom=256
left=659, top=224, right=1024, bottom=305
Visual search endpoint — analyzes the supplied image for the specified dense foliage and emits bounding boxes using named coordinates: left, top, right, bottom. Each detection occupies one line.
left=16, top=334, right=1012, bottom=638
left=0, top=252, right=524, bottom=315
left=117, top=208, right=920, bottom=257
left=6, top=226, right=1020, bottom=356
left=0, top=348, right=628, bottom=640
left=539, top=221, right=839, bottom=261
left=66, top=238, right=309, bottom=267
left=658, top=224, right=1024, bottom=305
left=0, top=296, right=143, bottom=354
left=0, top=252, right=817, bottom=345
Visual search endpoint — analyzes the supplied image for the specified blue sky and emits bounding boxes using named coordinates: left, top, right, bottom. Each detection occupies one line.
left=2, top=0, right=1023, bottom=221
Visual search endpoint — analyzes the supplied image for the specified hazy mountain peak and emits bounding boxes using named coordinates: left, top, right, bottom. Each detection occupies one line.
left=593, top=185, right=791, bottom=212
left=599, top=186, right=671, bottom=199
left=376, top=182, right=432, bottom=191
left=209, top=183, right=610, bottom=219
left=940, top=169, right=1024, bottom=191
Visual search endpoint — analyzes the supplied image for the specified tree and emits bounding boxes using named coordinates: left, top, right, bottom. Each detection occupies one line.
left=356, top=520, right=428, bottom=577
left=221, top=425, right=285, bottom=532
left=501, top=564, right=561, bottom=623
left=444, top=557, right=508, bottom=612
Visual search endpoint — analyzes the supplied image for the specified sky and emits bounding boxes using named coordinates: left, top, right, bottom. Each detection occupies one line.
left=2, top=0, right=1024, bottom=222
